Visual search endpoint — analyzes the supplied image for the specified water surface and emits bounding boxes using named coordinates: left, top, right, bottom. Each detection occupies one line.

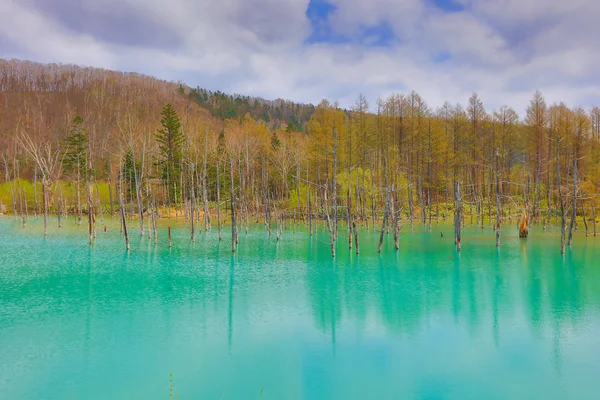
left=1, top=217, right=599, bottom=399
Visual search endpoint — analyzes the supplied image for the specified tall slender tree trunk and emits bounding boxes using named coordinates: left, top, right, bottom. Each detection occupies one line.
left=592, top=203, right=597, bottom=237
left=202, top=129, right=210, bottom=231
left=88, top=183, right=94, bottom=245
left=230, top=158, right=237, bottom=252
left=76, top=163, right=82, bottom=224
left=332, top=128, right=338, bottom=239
left=567, top=159, right=578, bottom=246
left=582, top=200, right=589, bottom=237
left=378, top=188, right=390, bottom=253
left=133, top=157, right=144, bottom=236
left=454, top=181, right=462, bottom=252
left=495, top=151, right=501, bottom=247
left=57, top=183, right=63, bottom=228
left=392, top=188, right=400, bottom=251
left=347, top=187, right=352, bottom=249
left=323, top=185, right=336, bottom=257
left=42, top=182, right=48, bottom=236
left=370, top=160, right=376, bottom=231
left=217, top=162, right=222, bottom=241
left=33, top=166, right=39, bottom=217
left=190, top=164, right=195, bottom=241
left=152, top=198, right=158, bottom=245
left=407, top=152, right=414, bottom=224
left=557, top=147, right=566, bottom=253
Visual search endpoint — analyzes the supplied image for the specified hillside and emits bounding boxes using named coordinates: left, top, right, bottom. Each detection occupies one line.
left=1, top=58, right=600, bottom=248
left=186, top=88, right=315, bottom=132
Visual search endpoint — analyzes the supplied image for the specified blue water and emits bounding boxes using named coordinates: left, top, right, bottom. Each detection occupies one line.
left=1, top=217, right=599, bottom=399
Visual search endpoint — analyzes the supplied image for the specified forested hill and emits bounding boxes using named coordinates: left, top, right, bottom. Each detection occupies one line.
left=2, top=57, right=600, bottom=242
left=186, top=88, right=315, bottom=132
left=0, top=58, right=315, bottom=137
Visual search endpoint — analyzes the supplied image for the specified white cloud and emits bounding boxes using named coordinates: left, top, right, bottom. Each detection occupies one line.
left=0, top=1, right=116, bottom=68
left=1, top=0, right=599, bottom=116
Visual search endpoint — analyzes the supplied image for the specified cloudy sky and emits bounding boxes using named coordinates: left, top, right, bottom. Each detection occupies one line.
left=1, top=0, right=599, bottom=114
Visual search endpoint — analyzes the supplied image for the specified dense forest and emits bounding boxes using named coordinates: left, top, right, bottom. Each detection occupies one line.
left=1, top=58, right=599, bottom=254
left=186, top=87, right=314, bottom=132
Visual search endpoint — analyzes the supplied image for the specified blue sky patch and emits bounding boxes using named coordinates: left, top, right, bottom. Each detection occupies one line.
left=306, top=0, right=336, bottom=21
left=305, top=0, right=349, bottom=44
left=430, top=0, right=465, bottom=13
left=305, top=0, right=397, bottom=46
left=433, top=52, right=452, bottom=63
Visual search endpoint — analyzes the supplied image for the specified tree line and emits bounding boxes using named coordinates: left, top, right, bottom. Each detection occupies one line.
left=1, top=59, right=599, bottom=254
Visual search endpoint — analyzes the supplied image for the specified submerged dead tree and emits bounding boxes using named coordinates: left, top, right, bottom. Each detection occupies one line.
left=230, top=157, right=238, bottom=252
left=378, top=151, right=390, bottom=253
left=87, top=183, right=95, bottom=245
left=323, top=184, right=336, bottom=257
left=118, top=160, right=130, bottom=251
left=519, top=205, right=529, bottom=238
left=582, top=200, right=589, bottom=238
left=202, top=126, right=211, bottom=232
left=189, top=163, right=196, bottom=242
left=454, top=181, right=462, bottom=252
left=391, top=188, right=401, bottom=251
left=19, top=132, right=63, bottom=236
left=495, top=151, right=501, bottom=247
left=592, top=203, right=597, bottom=237
left=378, top=187, right=391, bottom=253
left=216, top=161, right=223, bottom=241
left=556, top=143, right=567, bottom=253
left=567, top=159, right=578, bottom=246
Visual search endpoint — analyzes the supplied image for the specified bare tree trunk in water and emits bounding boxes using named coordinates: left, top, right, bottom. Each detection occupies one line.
left=353, top=221, right=359, bottom=254
left=347, top=188, right=352, bottom=250
left=190, top=164, right=195, bottom=242
left=88, top=184, right=94, bottom=245
left=332, top=128, right=338, bottom=239
left=42, top=182, right=48, bottom=236
left=407, top=152, right=414, bottom=224
left=454, top=181, right=462, bottom=252
left=495, top=151, right=501, bottom=247
left=378, top=188, right=390, bottom=254
left=217, top=162, right=222, bottom=241
left=230, top=158, right=237, bottom=252
left=567, top=159, right=577, bottom=246
left=379, top=152, right=390, bottom=253
left=557, top=147, right=566, bottom=254
left=57, top=183, right=63, bottom=228
left=33, top=166, right=38, bottom=217
left=203, top=126, right=211, bottom=231
left=152, top=198, right=158, bottom=245
left=307, top=164, right=312, bottom=237
left=582, top=200, right=589, bottom=238
left=370, top=161, right=376, bottom=231
left=592, top=203, right=597, bottom=237
left=76, top=165, right=82, bottom=225
left=391, top=188, right=399, bottom=251
left=323, top=185, right=336, bottom=257
left=119, top=190, right=130, bottom=251
left=22, top=185, right=29, bottom=228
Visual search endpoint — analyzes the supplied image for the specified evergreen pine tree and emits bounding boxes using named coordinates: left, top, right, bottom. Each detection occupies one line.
left=63, top=115, right=89, bottom=178
left=271, top=131, right=281, bottom=149
left=156, top=104, right=185, bottom=203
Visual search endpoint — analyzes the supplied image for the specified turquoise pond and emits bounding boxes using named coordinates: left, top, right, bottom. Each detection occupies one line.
left=1, top=217, right=599, bottom=399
